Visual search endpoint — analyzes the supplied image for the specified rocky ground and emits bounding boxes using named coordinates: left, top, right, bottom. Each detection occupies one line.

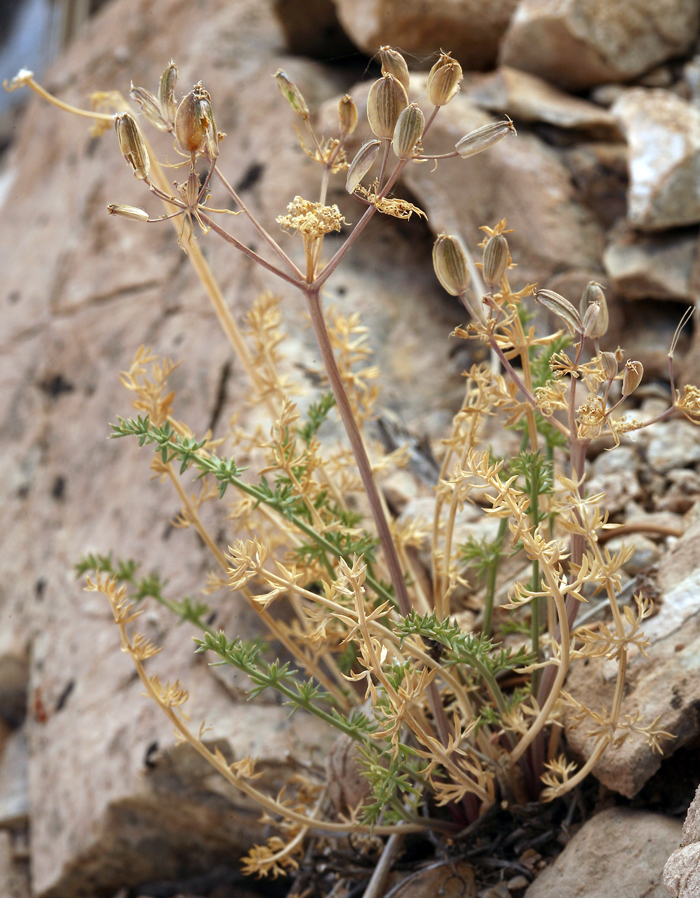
left=2, top=0, right=700, bottom=896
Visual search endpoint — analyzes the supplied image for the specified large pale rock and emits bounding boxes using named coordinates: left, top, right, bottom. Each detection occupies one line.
left=331, top=0, right=519, bottom=70
left=612, top=89, right=700, bottom=231
left=604, top=226, right=700, bottom=300
left=465, top=66, right=621, bottom=138
left=525, top=808, right=682, bottom=898
left=664, top=786, right=700, bottom=898
left=500, top=0, right=700, bottom=92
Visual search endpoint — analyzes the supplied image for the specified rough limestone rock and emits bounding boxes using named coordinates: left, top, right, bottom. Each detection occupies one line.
left=612, top=89, right=700, bottom=231
left=500, top=0, right=700, bottom=92
left=465, top=66, right=621, bottom=138
left=331, top=0, right=519, bottom=70
left=604, top=226, right=700, bottom=301
left=664, top=785, right=700, bottom=898
left=525, top=808, right=682, bottom=898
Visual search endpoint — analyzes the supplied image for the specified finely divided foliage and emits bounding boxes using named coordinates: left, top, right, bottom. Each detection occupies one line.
left=5, top=48, right=694, bottom=878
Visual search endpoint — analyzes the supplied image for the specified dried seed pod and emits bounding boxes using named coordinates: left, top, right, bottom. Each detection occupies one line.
left=158, top=60, right=178, bottom=124
left=175, top=84, right=218, bottom=158
left=346, top=140, right=381, bottom=193
left=482, top=233, right=509, bottom=287
left=380, top=46, right=410, bottom=92
left=582, top=302, right=603, bottom=338
left=129, top=84, right=170, bottom=131
left=535, top=289, right=583, bottom=336
left=367, top=74, right=408, bottom=139
left=186, top=171, right=201, bottom=207
left=601, top=351, right=618, bottom=380
left=338, top=94, right=358, bottom=135
left=579, top=281, right=608, bottom=339
left=622, top=360, right=643, bottom=397
left=107, top=203, right=150, bottom=222
left=273, top=69, right=309, bottom=118
left=115, top=112, right=150, bottom=180
left=392, top=103, right=424, bottom=160
left=456, top=117, right=516, bottom=158
left=433, top=234, right=470, bottom=296
left=426, top=51, right=462, bottom=106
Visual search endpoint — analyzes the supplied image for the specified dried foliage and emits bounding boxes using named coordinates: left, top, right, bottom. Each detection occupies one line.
left=7, top=49, right=694, bottom=880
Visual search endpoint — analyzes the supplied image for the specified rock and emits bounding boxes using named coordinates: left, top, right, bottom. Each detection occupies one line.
left=465, top=66, right=621, bottom=138
left=647, top=420, right=700, bottom=473
left=525, top=807, right=682, bottom=898
left=603, top=226, right=700, bottom=301
left=664, top=785, right=700, bottom=898
left=0, top=830, right=30, bottom=898
left=564, top=526, right=700, bottom=797
left=272, top=0, right=357, bottom=57
left=330, top=0, right=518, bottom=70
left=612, top=89, right=700, bottom=231
left=499, top=0, right=700, bottom=92
left=393, top=861, right=476, bottom=898
left=0, top=728, right=28, bottom=828
left=562, top=142, right=628, bottom=228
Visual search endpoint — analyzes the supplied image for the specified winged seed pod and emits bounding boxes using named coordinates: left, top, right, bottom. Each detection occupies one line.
left=273, top=69, right=309, bottom=118
left=367, top=74, right=408, bottom=139
left=392, top=103, right=424, bottom=160
left=426, top=52, right=462, bottom=106
left=115, top=112, right=150, bottom=180
left=129, top=84, right=170, bottom=131
left=338, top=95, right=358, bottom=135
left=456, top=117, right=516, bottom=158
left=433, top=234, right=470, bottom=296
left=346, top=140, right=381, bottom=193
left=482, top=233, right=509, bottom=287
left=579, top=281, right=609, bottom=339
left=380, top=46, right=410, bottom=92
left=158, top=60, right=178, bottom=124
left=107, top=203, right=150, bottom=222
left=622, top=360, right=644, bottom=397
left=534, top=289, right=583, bottom=336
left=175, top=84, right=218, bottom=158
left=601, top=351, right=618, bottom=380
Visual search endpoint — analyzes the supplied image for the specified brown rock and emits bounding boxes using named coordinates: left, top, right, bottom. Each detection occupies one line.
left=330, top=0, right=518, bottom=70
left=612, top=89, right=700, bottom=231
left=565, top=521, right=700, bottom=797
left=500, top=0, right=700, bottom=92
left=604, top=226, right=700, bottom=300
left=272, top=0, right=357, bottom=57
left=525, top=808, right=682, bottom=898
left=465, top=66, right=621, bottom=138
left=664, top=785, right=700, bottom=898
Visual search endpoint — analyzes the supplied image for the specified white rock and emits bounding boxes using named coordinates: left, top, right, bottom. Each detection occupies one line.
left=612, top=89, right=700, bottom=231
left=647, top=420, right=700, bottom=473
left=604, top=227, right=699, bottom=301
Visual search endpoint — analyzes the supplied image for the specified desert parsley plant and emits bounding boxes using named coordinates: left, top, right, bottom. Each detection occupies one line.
left=7, top=47, right=698, bottom=877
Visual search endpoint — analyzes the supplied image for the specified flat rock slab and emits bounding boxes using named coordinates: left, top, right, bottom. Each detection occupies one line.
left=526, top=807, right=682, bottom=898
left=604, top=226, right=700, bottom=301
left=665, top=785, right=700, bottom=898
